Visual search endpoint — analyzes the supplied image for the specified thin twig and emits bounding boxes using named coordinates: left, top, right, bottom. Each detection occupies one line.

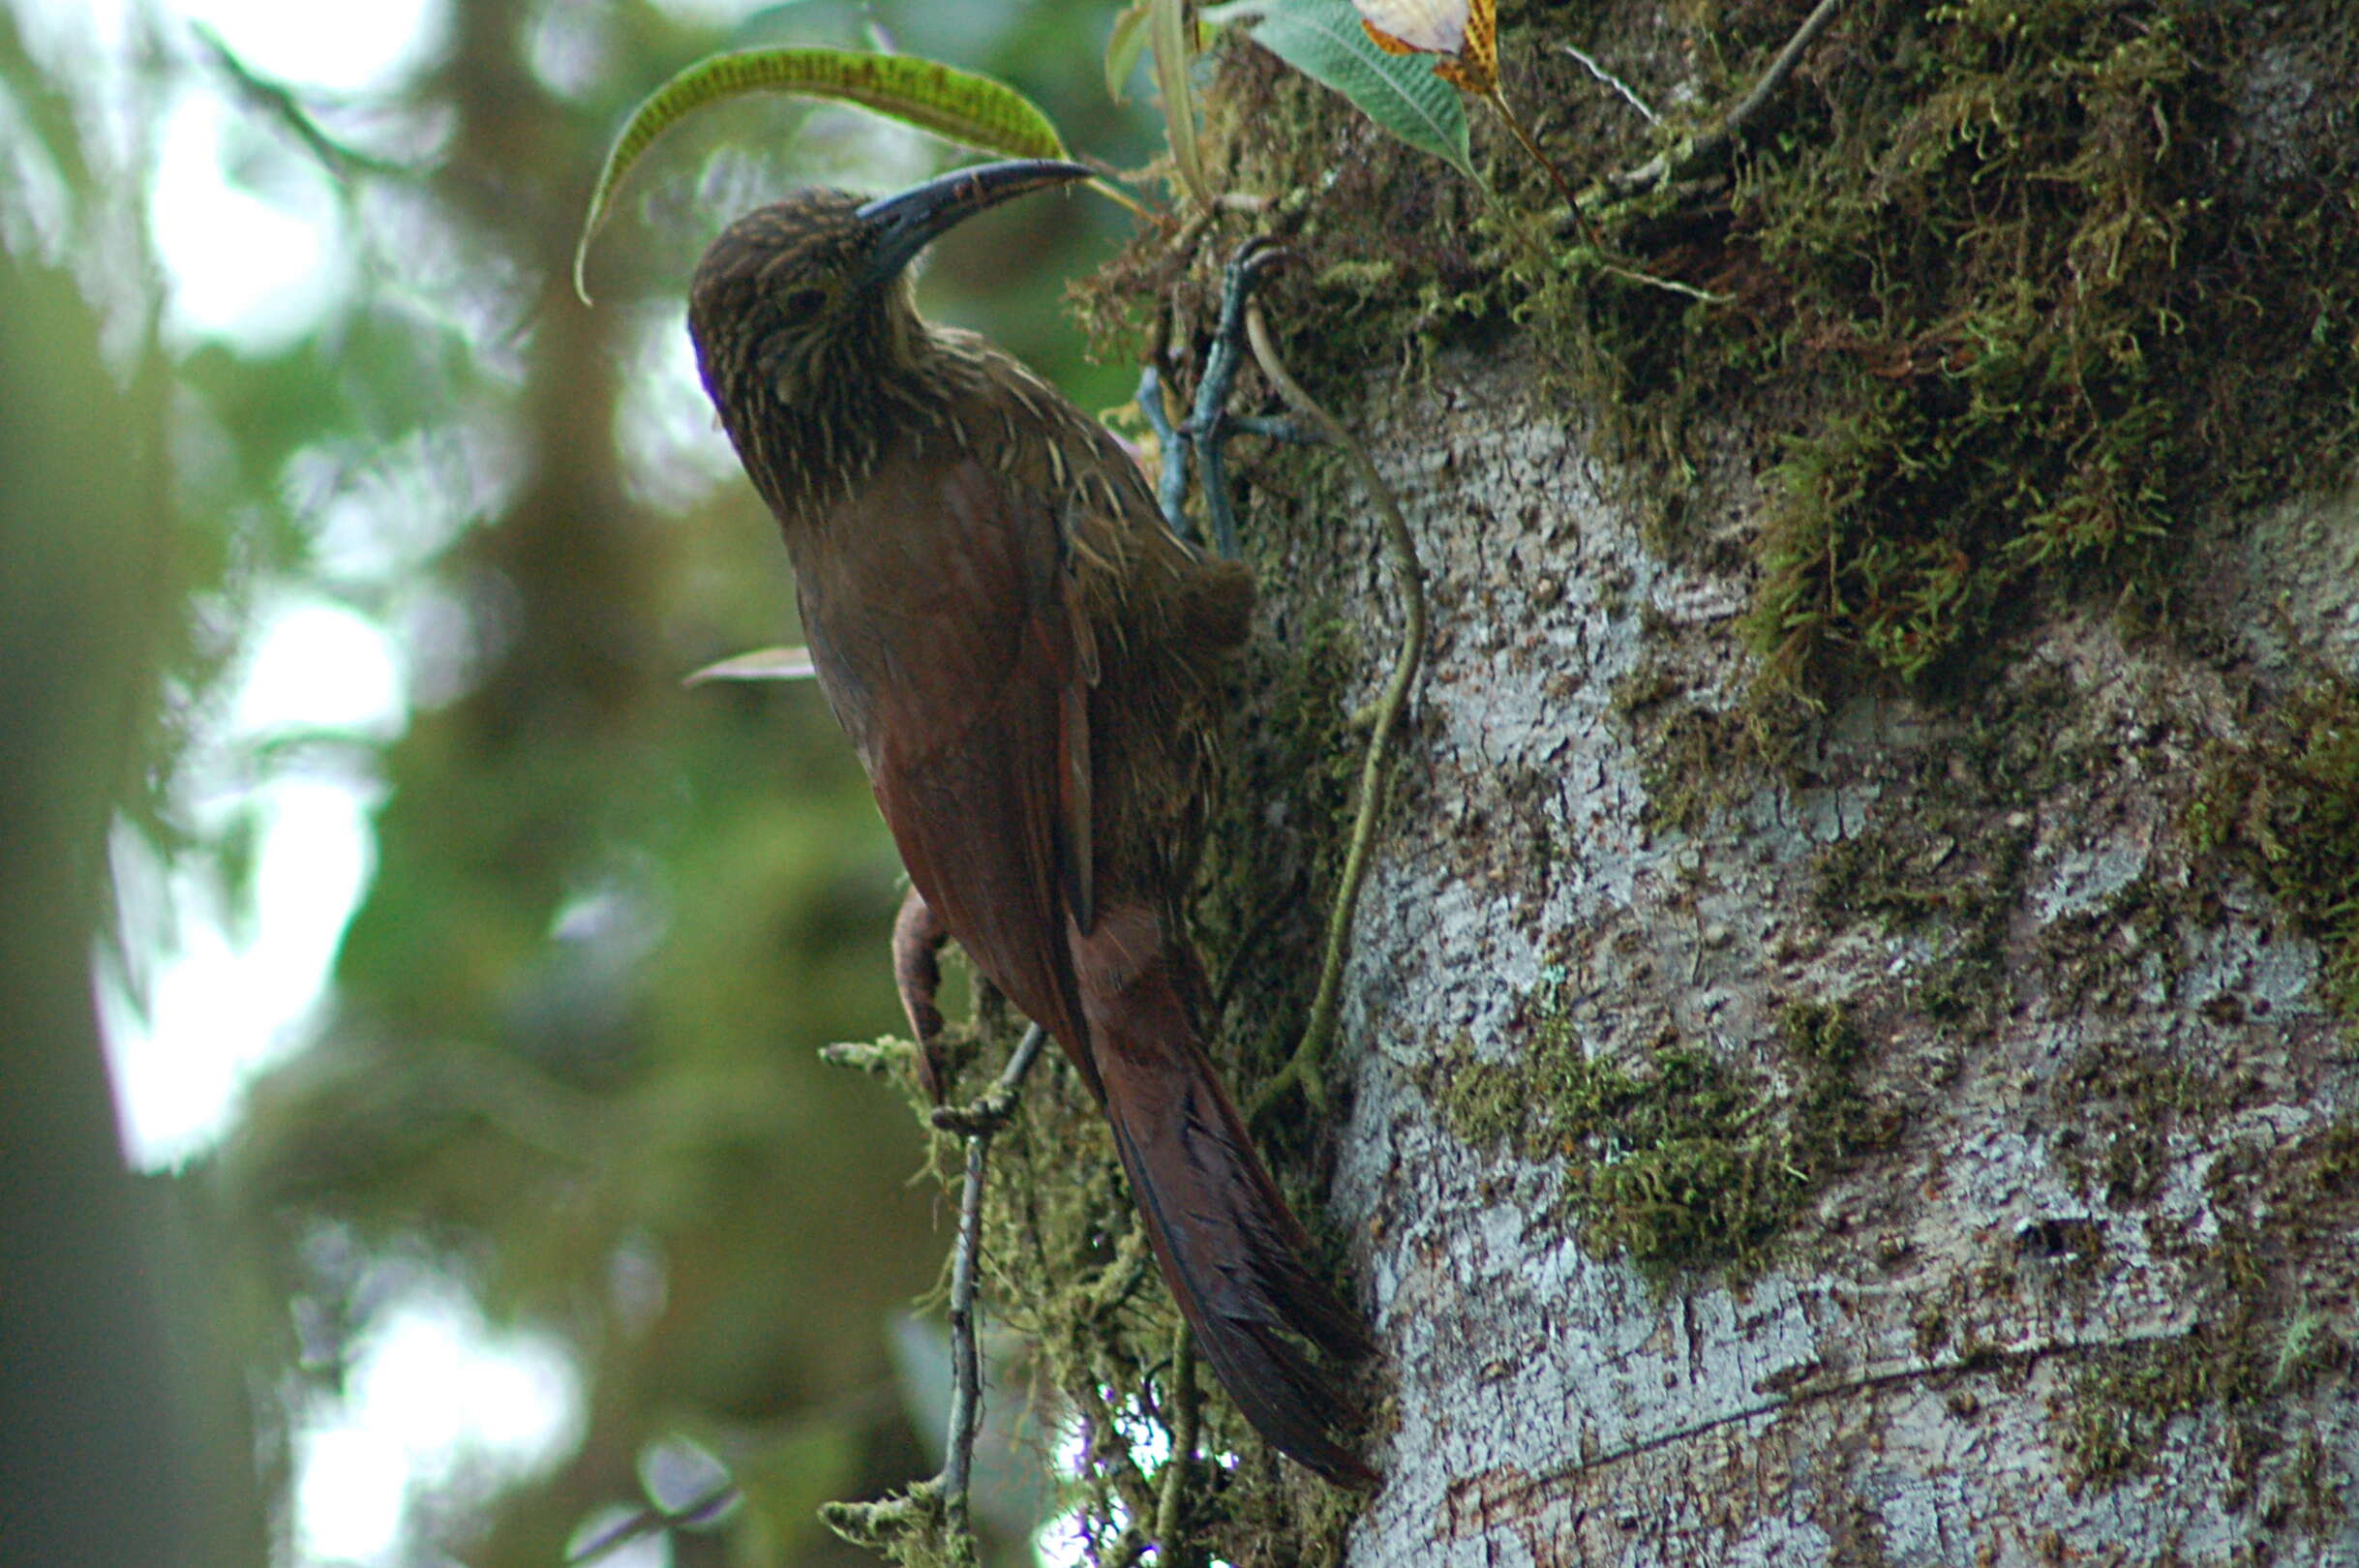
left=1482, top=89, right=1601, bottom=250
left=1604, top=0, right=1846, bottom=197
left=191, top=21, right=408, bottom=180
left=1150, top=1330, right=1200, bottom=1558
left=569, top=1483, right=739, bottom=1565
left=1600, top=264, right=1728, bottom=304
left=939, top=1142, right=992, bottom=1516
left=819, top=1023, right=1047, bottom=1557
left=1719, top=0, right=1847, bottom=151
left=1559, top=44, right=1659, bottom=124
left=1240, top=299, right=1427, bottom=1119
left=934, top=1022, right=1047, bottom=1521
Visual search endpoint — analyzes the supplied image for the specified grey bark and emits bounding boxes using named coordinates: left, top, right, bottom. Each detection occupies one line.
left=1289, top=350, right=2358, bottom=1565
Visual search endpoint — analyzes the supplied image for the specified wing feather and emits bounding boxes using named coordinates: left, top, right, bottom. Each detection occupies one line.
left=793, top=446, right=1101, bottom=1080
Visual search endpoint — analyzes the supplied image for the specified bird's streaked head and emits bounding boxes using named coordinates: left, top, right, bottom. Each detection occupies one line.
left=687, top=160, right=1090, bottom=487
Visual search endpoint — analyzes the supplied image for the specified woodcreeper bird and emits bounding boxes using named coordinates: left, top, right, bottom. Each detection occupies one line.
left=686, top=160, right=1372, bottom=1482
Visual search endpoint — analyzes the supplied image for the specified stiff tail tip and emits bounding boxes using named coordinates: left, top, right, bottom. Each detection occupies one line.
left=1105, top=1074, right=1377, bottom=1486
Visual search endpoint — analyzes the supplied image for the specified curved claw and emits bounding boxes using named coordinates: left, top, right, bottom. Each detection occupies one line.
left=1140, top=236, right=1313, bottom=558
left=1225, top=235, right=1295, bottom=290
left=1193, top=236, right=1302, bottom=558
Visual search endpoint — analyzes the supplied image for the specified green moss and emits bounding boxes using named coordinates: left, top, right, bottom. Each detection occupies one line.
left=1197, top=602, right=1371, bottom=1085
left=1804, top=673, right=2077, bottom=1033
left=1259, top=611, right=1367, bottom=802
left=2057, top=1284, right=2350, bottom=1503
left=2057, top=1334, right=2229, bottom=1492
left=2055, top=1114, right=2359, bottom=1509
left=2047, top=1036, right=2223, bottom=1205
left=1726, top=0, right=2359, bottom=687
left=1609, top=662, right=1807, bottom=833
left=1104, top=1, right=2359, bottom=706
left=1436, top=990, right=1897, bottom=1280
left=2185, top=676, right=2359, bottom=1027
left=2036, top=866, right=2218, bottom=1021
left=1043, top=0, right=2359, bottom=1550
left=2310, top=1117, right=2359, bottom=1194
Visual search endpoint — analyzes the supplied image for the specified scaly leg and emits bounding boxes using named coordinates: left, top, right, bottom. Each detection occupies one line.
left=1138, top=239, right=1315, bottom=557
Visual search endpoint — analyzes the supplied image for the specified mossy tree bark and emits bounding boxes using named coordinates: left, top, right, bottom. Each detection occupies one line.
left=1234, top=361, right=2357, bottom=1566
left=1064, top=2, right=2359, bottom=1562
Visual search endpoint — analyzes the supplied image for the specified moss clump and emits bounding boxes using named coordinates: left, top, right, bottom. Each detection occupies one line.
left=1779, top=999, right=1902, bottom=1162
left=1114, top=1, right=2359, bottom=705
left=1195, top=603, right=1371, bottom=1090
left=1805, top=677, right=2070, bottom=1032
left=2057, top=1113, right=2359, bottom=1507
left=1609, top=662, right=1808, bottom=833
left=2057, top=1279, right=2351, bottom=1504
left=1437, top=990, right=1897, bottom=1279
left=2185, top=676, right=2359, bottom=1027
left=2057, top=1331, right=2238, bottom=1492
left=1723, top=0, right=2359, bottom=686
left=2047, top=1036, right=2222, bottom=1205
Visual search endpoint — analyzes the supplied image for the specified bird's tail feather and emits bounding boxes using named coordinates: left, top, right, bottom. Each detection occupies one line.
left=1081, top=927, right=1372, bottom=1483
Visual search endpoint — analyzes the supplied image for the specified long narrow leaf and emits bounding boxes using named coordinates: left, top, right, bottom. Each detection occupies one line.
left=1150, top=0, right=1213, bottom=206
left=1249, top=0, right=1472, bottom=181
left=574, top=47, right=1068, bottom=303
left=1105, top=3, right=1153, bottom=103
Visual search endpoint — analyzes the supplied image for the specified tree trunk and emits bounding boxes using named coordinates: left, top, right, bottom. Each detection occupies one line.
left=1068, top=2, right=2359, bottom=1562
left=1299, top=349, right=2358, bottom=1565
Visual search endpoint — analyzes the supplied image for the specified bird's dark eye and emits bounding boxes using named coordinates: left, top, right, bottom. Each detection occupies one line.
left=783, top=287, right=828, bottom=315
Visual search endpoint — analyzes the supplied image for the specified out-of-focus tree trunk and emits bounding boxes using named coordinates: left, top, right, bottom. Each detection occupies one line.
left=0, top=192, right=267, bottom=1568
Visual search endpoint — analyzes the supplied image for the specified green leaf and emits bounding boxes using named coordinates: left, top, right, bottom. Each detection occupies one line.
left=574, top=47, right=1068, bottom=303
left=1150, top=0, right=1212, bottom=207
left=1104, top=3, right=1152, bottom=104
left=1243, top=0, right=1472, bottom=181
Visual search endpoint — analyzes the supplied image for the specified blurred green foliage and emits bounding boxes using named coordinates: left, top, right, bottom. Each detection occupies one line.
left=1, top=0, right=1158, bottom=1562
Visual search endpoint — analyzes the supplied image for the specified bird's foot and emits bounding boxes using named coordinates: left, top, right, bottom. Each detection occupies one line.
left=892, top=888, right=953, bottom=1102
left=929, top=1023, right=1047, bottom=1136
left=928, top=1093, right=1018, bottom=1138
left=1140, top=238, right=1318, bottom=558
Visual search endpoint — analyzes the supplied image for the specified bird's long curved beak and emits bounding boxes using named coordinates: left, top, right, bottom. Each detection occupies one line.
left=856, top=159, right=1093, bottom=286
